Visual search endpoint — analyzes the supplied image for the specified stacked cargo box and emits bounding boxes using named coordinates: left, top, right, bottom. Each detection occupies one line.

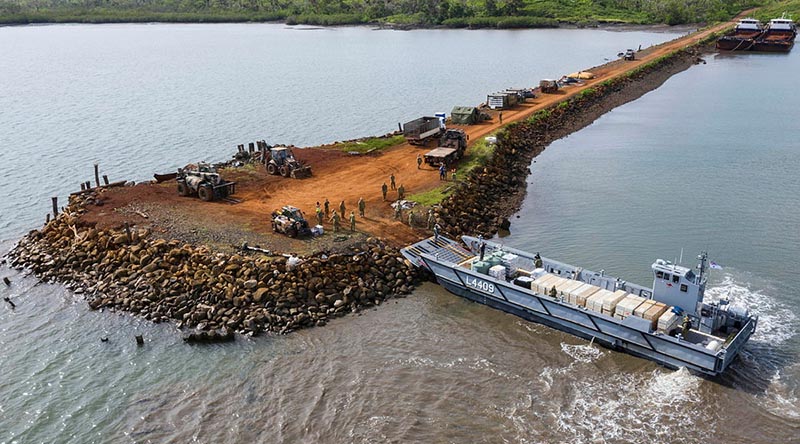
left=601, top=290, right=629, bottom=316
left=634, top=300, right=657, bottom=318
left=557, top=280, right=584, bottom=300
left=642, top=302, right=669, bottom=330
left=568, top=284, right=600, bottom=307
left=585, top=289, right=615, bottom=313
left=532, top=274, right=566, bottom=295
left=488, top=265, right=506, bottom=280
left=657, top=309, right=681, bottom=334
left=614, top=295, right=647, bottom=320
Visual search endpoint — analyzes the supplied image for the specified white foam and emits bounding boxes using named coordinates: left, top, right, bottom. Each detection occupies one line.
left=758, top=366, right=800, bottom=421
left=705, top=274, right=797, bottom=344
left=544, top=368, right=711, bottom=443
left=560, top=342, right=604, bottom=363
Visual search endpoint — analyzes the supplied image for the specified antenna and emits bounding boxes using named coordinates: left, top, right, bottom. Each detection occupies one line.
left=679, top=248, right=683, bottom=265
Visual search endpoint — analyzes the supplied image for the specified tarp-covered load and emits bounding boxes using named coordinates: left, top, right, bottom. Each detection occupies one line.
left=451, top=106, right=480, bottom=124
left=567, top=71, right=595, bottom=79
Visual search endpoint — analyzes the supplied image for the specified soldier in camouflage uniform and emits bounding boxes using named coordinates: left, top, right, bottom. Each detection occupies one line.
left=357, top=197, right=365, bottom=217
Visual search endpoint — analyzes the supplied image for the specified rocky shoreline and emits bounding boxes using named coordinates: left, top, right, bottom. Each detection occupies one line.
left=434, top=43, right=712, bottom=239
left=5, top=190, right=422, bottom=338
left=4, top=37, right=716, bottom=341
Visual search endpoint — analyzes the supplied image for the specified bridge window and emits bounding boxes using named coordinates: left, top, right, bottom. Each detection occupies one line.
left=672, top=275, right=680, bottom=283
left=680, top=284, right=688, bottom=292
left=656, top=271, right=664, bottom=279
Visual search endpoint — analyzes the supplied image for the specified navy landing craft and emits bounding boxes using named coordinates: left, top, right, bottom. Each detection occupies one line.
left=401, top=236, right=757, bottom=376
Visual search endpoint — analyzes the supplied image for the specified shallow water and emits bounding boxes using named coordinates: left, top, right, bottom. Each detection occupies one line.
left=2, top=24, right=798, bottom=443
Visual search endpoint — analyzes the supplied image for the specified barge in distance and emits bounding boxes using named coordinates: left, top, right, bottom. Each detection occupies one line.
left=401, top=235, right=757, bottom=376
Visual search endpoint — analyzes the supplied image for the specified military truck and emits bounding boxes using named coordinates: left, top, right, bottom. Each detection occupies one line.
left=176, top=163, right=236, bottom=202
left=424, top=129, right=468, bottom=167
left=271, top=205, right=312, bottom=238
left=403, top=116, right=445, bottom=146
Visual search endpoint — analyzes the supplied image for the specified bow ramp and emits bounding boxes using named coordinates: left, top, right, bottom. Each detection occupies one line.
left=401, top=236, right=474, bottom=266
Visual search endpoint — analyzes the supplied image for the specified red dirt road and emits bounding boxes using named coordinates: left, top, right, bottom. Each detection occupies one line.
left=80, top=15, right=744, bottom=252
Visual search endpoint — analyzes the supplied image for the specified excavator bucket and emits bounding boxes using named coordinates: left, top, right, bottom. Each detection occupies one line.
left=290, top=166, right=312, bottom=179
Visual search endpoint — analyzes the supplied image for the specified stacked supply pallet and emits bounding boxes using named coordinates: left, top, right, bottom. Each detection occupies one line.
left=643, top=302, right=669, bottom=330
left=614, top=295, right=647, bottom=320
left=585, top=289, right=616, bottom=314
left=557, top=280, right=584, bottom=300
left=601, top=290, right=629, bottom=317
left=568, top=283, right=600, bottom=307
left=634, top=299, right=657, bottom=318
left=657, top=309, right=681, bottom=334
left=532, top=274, right=557, bottom=294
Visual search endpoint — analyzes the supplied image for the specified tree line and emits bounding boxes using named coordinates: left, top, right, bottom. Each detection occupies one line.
left=0, top=0, right=777, bottom=26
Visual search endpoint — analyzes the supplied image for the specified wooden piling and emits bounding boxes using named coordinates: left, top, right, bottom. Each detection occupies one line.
left=3, top=277, right=10, bottom=286
left=135, top=334, right=144, bottom=346
left=248, top=142, right=255, bottom=153
left=103, top=175, right=109, bottom=186
left=3, top=297, right=14, bottom=309
left=46, top=214, right=50, bottom=224
left=94, top=164, right=100, bottom=188
left=51, top=196, right=58, bottom=218
left=80, top=183, right=86, bottom=191
left=124, top=222, right=131, bottom=242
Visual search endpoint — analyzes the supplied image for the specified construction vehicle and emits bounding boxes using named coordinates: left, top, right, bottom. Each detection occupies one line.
left=176, top=162, right=236, bottom=202
left=271, top=205, right=312, bottom=238
left=624, top=49, right=636, bottom=60
left=539, top=79, right=559, bottom=94
left=424, top=129, right=468, bottom=167
left=403, top=116, right=445, bottom=146
left=264, top=146, right=312, bottom=179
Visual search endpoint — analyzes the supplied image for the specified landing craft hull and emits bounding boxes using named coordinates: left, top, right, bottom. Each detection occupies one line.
left=403, top=236, right=756, bottom=376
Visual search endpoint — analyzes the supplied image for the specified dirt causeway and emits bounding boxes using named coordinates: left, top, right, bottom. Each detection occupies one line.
left=78, top=16, right=743, bottom=255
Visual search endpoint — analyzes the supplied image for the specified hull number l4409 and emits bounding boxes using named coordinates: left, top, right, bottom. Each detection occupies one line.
left=466, top=276, right=495, bottom=294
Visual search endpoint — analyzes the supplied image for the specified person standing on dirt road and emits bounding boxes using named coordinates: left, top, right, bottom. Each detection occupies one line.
left=316, top=205, right=324, bottom=226
left=350, top=211, right=356, bottom=232
left=329, top=210, right=340, bottom=232
left=390, top=173, right=396, bottom=190
left=324, top=198, right=330, bottom=217
left=395, top=201, right=402, bottom=220
left=417, top=154, right=422, bottom=169
left=408, top=210, right=415, bottom=228
left=381, top=183, right=388, bottom=201
left=427, top=209, right=434, bottom=229
left=339, top=200, right=346, bottom=218
left=499, top=111, right=503, bottom=123
left=357, top=197, right=365, bottom=217
left=439, top=164, right=446, bottom=181
left=398, top=184, right=405, bottom=200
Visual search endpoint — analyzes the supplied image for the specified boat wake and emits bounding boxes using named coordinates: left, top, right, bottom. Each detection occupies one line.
left=705, top=274, right=797, bottom=345
left=543, top=367, right=709, bottom=443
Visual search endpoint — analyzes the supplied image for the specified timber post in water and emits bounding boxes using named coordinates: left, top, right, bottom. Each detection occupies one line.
left=51, top=196, right=58, bottom=218
left=103, top=175, right=109, bottom=186
left=94, top=164, right=100, bottom=188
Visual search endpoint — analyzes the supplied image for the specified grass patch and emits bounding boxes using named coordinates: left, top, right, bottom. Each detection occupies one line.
left=335, top=135, right=405, bottom=154
left=408, top=185, right=454, bottom=207
left=457, top=135, right=495, bottom=177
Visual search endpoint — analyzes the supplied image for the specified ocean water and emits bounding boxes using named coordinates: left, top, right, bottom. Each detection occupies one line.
left=2, top=23, right=798, bottom=443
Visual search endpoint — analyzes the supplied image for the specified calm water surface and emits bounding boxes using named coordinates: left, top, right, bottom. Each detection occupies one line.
left=1, top=24, right=798, bottom=443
